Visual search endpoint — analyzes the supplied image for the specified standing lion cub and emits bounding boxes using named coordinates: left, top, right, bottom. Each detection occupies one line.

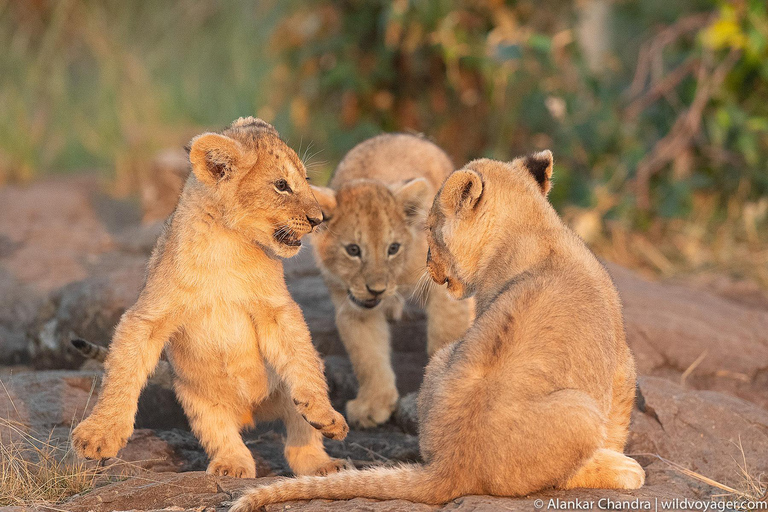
left=231, top=150, right=644, bottom=510
left=72, top=117, right=349, bottom=478
left=310, top=134, right=474, bottom=427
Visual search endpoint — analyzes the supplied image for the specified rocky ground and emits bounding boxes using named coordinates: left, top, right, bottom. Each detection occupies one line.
left=1, top=176, right=767, bottom=511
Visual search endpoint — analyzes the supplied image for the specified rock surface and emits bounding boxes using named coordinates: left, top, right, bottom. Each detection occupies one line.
left=61, top=471, right=685, bottom=512
left=3, top=368, right=766, bottom=510
left=1, top=176, right=767, bottom=511
left=608, top=263, right=768, bottom=409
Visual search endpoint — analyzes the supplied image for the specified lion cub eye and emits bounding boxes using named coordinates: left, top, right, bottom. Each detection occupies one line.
left=388, top=243, right=401, bottom=256
left=275, top=179, right=292, bottom=193
left=345, top=244, right=361, bottom=257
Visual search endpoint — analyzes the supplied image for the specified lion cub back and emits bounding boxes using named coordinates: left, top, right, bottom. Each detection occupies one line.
left=330, top=133, right=453, bottom=191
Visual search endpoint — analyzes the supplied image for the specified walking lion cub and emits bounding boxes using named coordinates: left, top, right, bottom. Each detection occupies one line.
left=310, top=134, right=473, bottom=427
left=72, top=117, right=349, bottom=478
left=231, top=150, right=644, bottom=509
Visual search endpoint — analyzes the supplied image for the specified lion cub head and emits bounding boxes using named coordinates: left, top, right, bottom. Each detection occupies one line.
left=311, top=179, right=430, bottom=309
left=187, top=117, right=323, bottom=258
left=426, top=150, right=555, bottom=299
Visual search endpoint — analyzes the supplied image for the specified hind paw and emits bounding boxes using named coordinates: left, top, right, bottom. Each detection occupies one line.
left=309, top=457, right=352, bottom=476
left=612, top=456, right=645, bottom=489
left=563, top=449, right=645, bottom=490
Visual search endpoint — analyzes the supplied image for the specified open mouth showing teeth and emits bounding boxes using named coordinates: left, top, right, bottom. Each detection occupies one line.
left=273, top=230, right=301, bottom=247
left=348, top=293, right=381, bottom=309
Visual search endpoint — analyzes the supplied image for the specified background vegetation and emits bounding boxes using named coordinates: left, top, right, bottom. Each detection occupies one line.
left=1, top=0, right=766, bottom=283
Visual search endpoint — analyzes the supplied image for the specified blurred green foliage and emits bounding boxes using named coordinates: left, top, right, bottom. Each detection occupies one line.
left=0, top=0, right=766, bottom=278
left=270, top=0, right=767, bottom=219
left=0, top=0, right=282, bottom=182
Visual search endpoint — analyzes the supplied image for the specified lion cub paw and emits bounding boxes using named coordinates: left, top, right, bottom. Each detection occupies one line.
left=309, top=457, right=352, bottom=476
left=71, top=417, right=132, bottom=459
left=310, top=409, right=349, bottom=440
left=346, top=393, right=398, bottom=428
left=295, top=401, right=349, bottom=441
left=207, top=454, right=256, bottom=478
left=612, top=455, right=646, bottom=489
left=564, top=449, right=645, bottom=490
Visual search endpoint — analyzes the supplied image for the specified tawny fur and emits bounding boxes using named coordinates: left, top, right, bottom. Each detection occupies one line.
left=71, top=337, right=175, bottom=389
left=231, top=150, right=644, bottom=510
left=71, top=117, right=349, bottom=479
left=310, top=134, right=474, bottom=427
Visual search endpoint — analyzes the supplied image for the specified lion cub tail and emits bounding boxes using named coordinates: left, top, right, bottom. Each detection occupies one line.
left=229, top=464, right=453, bottom=511
left=70, top=338, right=109, bottom=363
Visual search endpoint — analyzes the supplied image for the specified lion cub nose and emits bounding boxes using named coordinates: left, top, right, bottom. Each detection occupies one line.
left=366, top=285, right=386, bottom=297
left=307, top=215, right=323, bottom=228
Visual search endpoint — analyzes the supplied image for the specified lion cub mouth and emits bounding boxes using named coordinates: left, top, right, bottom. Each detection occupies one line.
left=273, top=228, right=302, bottom=247
left=348, top=292, right=381, bottom=309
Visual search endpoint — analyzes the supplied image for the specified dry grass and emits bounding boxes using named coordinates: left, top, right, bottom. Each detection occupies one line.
left=0, top=417, right=100, bottom=507
left=633, top=445, right=767, bottom=507
left=565, top=190, right=768, bottom=289
left=0, top=378, right=139, bottom=508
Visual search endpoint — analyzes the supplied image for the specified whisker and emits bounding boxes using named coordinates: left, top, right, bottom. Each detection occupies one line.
left=301, top=140, right=312, bottom=164
left=410, top=268, right=433, bottom=307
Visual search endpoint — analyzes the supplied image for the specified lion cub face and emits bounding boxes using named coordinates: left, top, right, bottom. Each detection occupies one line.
left=311, top=179, right=430, bottom=309
left=188, top=117, right=323, bottom=258
left=426, top=150, right=554, bottom=299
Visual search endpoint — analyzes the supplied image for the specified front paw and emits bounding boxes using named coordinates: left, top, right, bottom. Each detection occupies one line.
left=346, top=392, right=398, bottom=428
left=299, top=406, right=349, bottom=440
left=72, top=416, right=132, bottom=459
left=207, top=454, right=256, bottom=478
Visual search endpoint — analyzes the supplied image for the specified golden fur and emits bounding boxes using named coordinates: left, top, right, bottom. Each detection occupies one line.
left=71, top=337, right=175, bottom=389
left=71, top=117, right=349, bottom=478
left=231, top=150, right=644, bottom=510
left=310, top=134, right=473, bottom=427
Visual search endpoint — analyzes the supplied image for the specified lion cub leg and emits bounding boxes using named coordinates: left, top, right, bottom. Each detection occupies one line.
left=562, top=449, right=645, bottom=490
left=71, top=302, right=180, bottom=460
left=175, top=382, right=256, bottom=478
left=255, top=385, right=351, bottom=476
left=334, top=299, right=398, bottom=428
left=425, top=285, right=474, bottom=356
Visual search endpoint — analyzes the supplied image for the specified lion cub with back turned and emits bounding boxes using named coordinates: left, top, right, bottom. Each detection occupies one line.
left=72, top=117, right=348, bottom=478
left=231, top=150, right=643, bottom=510
left=310, top=134, right=474, bottom=427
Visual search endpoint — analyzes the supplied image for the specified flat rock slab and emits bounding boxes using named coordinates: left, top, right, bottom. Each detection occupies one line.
left=629, top=376, right=768, bottom=488
left=608, top=263, right=768, bottom=409
left=65, top=472, right=229, bottom=512
left=59, top=471, right=686, bottom=512
left=0, top=370, right=100, bottom=431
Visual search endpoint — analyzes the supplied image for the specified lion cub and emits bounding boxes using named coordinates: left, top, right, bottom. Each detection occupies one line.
left=72, top=117, right=349, bottom=478
left=310, top=134, right=473, bottom=427
left=231, top=151, right=644, bottom=510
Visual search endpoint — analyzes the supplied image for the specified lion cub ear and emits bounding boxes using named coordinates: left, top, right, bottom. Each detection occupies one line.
left=391, top=178, right=430, bottom=222
left=188, top=133, right=243, bottom=186
left=439, top=169, right=483, bottom=216
left=310, top=185, right=337, bottom=220
left=520, top=150, right=554, bottom=196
